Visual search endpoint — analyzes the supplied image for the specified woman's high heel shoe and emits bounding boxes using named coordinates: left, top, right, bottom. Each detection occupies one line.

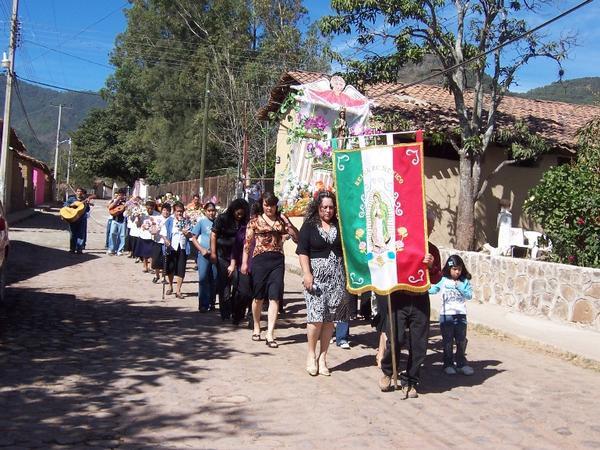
left=306, top=358, right=318, bottom=376
left=318, top=355, right=330, bottom=376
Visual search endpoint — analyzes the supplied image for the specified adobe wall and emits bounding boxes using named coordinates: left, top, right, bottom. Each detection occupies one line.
left=425, top=149, right=558, bottom=249
left=440, top=248, right=600, bottom=330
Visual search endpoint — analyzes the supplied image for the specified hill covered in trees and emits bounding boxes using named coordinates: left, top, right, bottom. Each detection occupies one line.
left=0, top=75, right=106, bottom=163
left=515, top=77, right=600, bottom=105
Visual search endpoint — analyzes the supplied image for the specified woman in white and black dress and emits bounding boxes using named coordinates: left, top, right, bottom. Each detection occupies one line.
left=296, top=191, right=346, bottom=376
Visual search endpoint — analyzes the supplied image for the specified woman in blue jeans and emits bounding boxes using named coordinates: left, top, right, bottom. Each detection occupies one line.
left=190, top=202, right=218, bottom=312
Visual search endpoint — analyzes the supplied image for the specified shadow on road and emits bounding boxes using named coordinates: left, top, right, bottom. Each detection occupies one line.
left=10, top=209, right=68, bottom=231
left=7, top=240, right=100, bottom=285
left=0, top=286, right=255, bottom=446
left=330, top=320, right=504, bottom=392
left=421, top=322, right=504, bottom=393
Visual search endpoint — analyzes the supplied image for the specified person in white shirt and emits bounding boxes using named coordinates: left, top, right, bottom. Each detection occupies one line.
left=135, top=200, right=160, bottom=274
left=160, top=201, right=191, bottom=299
left=150, top=203, right=171, bottom=283
left=127, top=201, right=142, bottom=261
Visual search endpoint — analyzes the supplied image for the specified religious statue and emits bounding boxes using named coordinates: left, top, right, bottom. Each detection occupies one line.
left=334, top=108, right=349, bottom=148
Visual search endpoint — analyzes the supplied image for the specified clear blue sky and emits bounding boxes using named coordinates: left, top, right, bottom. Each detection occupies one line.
left=0, top=0, right=598, bottom=93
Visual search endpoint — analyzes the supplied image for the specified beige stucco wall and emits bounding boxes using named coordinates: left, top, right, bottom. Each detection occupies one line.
left=425, top=148, right=558, bottom=248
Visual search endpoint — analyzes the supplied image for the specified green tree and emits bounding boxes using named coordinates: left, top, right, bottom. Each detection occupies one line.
left=72, top=0, right=329, bottom=186
left=71, top=108, right=152, bottom=186
left=320, top=0, right=574, bottom=249
left=524, top=118, right=600, bottom=268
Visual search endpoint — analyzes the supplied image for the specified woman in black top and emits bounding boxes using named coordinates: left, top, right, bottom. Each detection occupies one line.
left=210, top=198, right=249, bottom=321
left=296, top=191, right=346, bottom=376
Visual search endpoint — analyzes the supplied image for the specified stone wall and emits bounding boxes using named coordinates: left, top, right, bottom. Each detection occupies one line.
left=439, top=249, right=600, bottom=330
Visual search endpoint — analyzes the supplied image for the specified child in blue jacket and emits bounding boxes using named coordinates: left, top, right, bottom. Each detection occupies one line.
left=429, top=254, right=474, bottom=375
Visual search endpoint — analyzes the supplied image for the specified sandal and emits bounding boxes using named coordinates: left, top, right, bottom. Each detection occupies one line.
left=152, top=276, right=159, bottom=284
left=166, top=289, right=173, bottom=295
left=265, top=339, right=279, bottom=348
left=175, top=293, right=184, bottom=299
left=142, top=269, right=149, bottom=273
left=252, top=334, right=261, bottom=341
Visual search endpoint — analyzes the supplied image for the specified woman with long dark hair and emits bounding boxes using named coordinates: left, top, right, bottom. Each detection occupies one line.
left=211, top=198, right=249, bottom=320
left=296, top=191, right=346, bottom=376
left=241, top=192, right=298, bottom=348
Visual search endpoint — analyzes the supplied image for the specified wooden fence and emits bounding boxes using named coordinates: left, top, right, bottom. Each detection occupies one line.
left=147, top=175, right=274, bottom=207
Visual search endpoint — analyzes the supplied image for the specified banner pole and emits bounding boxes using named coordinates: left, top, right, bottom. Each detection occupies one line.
left=386, top=293, right=398, bottom=390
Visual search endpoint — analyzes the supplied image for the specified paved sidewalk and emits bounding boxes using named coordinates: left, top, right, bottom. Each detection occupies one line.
left=1, top=204, right=599, bottom=449
left=289, top=256, right=600, bottom=368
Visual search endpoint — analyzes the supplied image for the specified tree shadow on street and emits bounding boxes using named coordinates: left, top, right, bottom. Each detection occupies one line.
left=0, top=286, right=287, bottom=447
left=10, top=208, right=69, bottom=231
left=7, top=240, right=100, bottom=285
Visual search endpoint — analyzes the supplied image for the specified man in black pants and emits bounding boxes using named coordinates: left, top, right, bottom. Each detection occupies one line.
left=379, top=211, right=442, bottom=398
left=379, top=290, right=431, bottom=397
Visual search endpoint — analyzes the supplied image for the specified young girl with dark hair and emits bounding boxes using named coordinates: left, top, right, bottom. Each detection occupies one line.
left=429, top=254, right=474, bottom=376
left=241, top=192, right=298, bottom=347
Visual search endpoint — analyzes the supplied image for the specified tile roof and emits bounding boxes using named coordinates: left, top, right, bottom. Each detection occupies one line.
left=258, top=70, right=600, bottom=152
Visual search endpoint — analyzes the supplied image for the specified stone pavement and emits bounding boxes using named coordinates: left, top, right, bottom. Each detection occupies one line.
left=1, top=202, right=599, bottom=449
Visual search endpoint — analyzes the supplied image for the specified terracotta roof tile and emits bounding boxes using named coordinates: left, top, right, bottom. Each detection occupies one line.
left=258, top=70, right=600, bottom=151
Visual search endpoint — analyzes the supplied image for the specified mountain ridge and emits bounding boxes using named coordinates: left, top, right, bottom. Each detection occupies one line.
left=0, top=75, right=106, bottom=164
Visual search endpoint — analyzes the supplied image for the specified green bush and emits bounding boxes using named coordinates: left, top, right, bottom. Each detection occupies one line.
left=524, top=119, right=600, bottom=268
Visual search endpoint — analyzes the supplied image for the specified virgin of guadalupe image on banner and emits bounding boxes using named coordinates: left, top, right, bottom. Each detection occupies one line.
left=333, top=143, right=430, bottom=294
left=277, top=75, right=371, bottom=215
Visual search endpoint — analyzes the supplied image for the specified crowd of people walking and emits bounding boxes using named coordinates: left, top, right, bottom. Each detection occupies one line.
left=65, top=187, right=476, bottom=398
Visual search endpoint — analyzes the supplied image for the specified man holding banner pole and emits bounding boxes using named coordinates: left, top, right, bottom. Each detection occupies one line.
left=333, top=138, right=437, bottom=397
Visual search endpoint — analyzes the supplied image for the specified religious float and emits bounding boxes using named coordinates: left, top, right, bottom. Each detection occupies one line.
left=273, top=75, right=430, bottom=294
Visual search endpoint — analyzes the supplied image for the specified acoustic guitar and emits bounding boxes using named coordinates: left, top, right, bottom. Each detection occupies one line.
left=60, top=195, right=95, bottom=223
left=108, top=199, right=126, bottom=217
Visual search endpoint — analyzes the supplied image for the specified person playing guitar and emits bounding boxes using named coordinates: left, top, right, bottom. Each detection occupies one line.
left=64, top=187, right=94, bottom=254
left=107, top=188, right=128, bottom=255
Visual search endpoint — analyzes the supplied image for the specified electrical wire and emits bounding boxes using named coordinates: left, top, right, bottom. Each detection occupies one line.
left=23, top=39, right=113, bottom=69
left=13, top=76, right=43, bottom=145
left=15, top=75, right=103, bottom=96
left=29, top=2, right=128, bottom=63
left=398, top=0, right=595, bottom=90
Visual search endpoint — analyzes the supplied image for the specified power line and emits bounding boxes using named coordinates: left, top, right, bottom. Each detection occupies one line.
left=13, top=77, right=42, bottom=145
left=399, top=0, right=595, bottom=90
left=16, top=74, right=103, bottom=96
left=23, top=39, right=113, bottom=69
left=29, top=2, right=128, bottom=63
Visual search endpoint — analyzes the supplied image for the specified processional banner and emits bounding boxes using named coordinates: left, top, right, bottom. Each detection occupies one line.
left=333, top=143, right=430, bottom=295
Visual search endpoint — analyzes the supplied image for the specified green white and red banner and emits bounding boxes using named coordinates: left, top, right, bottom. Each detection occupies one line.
left=333, top=143, right=430, bottom=295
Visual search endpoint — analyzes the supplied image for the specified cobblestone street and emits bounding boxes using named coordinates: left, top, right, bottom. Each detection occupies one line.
left=1, top=203, right=599, bottom=449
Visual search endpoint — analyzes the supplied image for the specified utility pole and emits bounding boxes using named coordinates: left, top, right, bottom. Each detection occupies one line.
left=52, top=104, right=63, bottom=201
left=263, top=127, right=268, bottom=191
left=51, top=104, right=71, bottom=201
left=0, top=0, right=19, bottom=212
left=199, top=72, right=210, bottom=199
left=65, top=138, right=72, bottom=200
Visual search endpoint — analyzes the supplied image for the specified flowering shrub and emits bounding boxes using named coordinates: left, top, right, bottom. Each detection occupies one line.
left=306, top=141, right=333, bottom=162
left=288, top=114, right=330, bottom=143
left=524, top=118, right=600, bottom=268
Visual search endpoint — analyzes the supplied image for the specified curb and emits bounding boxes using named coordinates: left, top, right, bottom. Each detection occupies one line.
left=284, top=263, right=600, bottom=373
